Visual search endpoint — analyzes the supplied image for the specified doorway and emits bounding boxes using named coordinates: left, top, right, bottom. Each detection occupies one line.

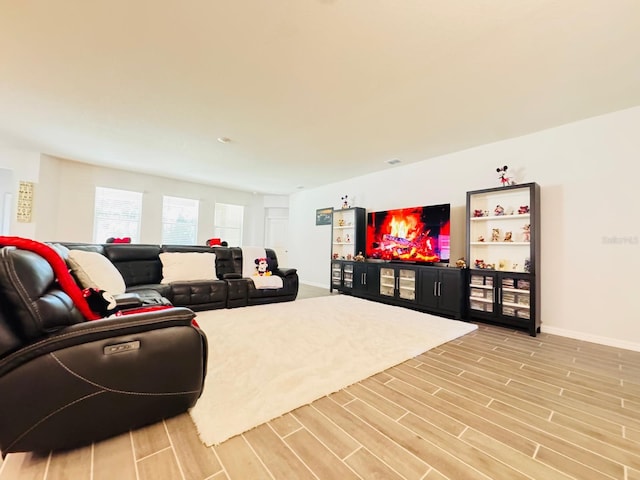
left=264, top=208, right=289, bottom=266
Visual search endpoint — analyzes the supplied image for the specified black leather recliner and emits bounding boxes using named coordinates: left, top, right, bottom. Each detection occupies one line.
left=0, top=246, right=208, bottom=455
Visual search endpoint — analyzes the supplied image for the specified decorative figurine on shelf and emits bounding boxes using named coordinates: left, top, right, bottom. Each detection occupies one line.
left=504, top=231, right=513, bottom=242
left=341, top=195, right=350, bottom=209
left=474, top=259, right=494, bottom=269
left=524, top=258, right=531, bottom=273
left=522, top=224, right=531, bottom=242
left=346, top=253, right=353, bottom=260
left=345, top=233, right=351, bottom=243
left=491, top=228, right=500, bottom=241
left=477, top=235, right=485, bottom=242
left=473, top=209, right=484, bottom=218
left=497, top=165, right=515, bottom=187
left=354, top=251, right=365, bottom=262
left=332, top=253, right=339, bottom=260
left=336, top=236, right=341, bottom=243
left=494, top=205, right=505, bottom=216
left=338, top=218, right=345, bottom=226
left=518, top=205, right=530, bottom=214
left=456, top=258, right=467, bottom=268
left=512, top=263, right=519, bottom=271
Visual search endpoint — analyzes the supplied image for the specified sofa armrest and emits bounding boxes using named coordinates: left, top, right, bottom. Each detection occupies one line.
left=114, top=292, right=143, bottom=308
left=276, top=267, right=297, bottom=277
left=0, top=307, right=199, bottom=376
left=0, top=306, right=207, bottom=454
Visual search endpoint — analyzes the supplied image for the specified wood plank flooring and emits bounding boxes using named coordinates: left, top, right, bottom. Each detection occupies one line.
left=2, top=287, right=639, bottom=479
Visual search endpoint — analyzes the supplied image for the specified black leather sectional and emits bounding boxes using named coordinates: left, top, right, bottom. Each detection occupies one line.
left=59, top=243, right=299, bottom=311
left=0, top=245, right=208, bottom=454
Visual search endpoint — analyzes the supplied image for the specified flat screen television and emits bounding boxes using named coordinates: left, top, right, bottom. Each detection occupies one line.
left=366, top=204, right=450, bottom=263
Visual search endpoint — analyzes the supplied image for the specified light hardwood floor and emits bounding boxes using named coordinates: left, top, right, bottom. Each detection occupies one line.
left=2, top=286, right=639, bottom=479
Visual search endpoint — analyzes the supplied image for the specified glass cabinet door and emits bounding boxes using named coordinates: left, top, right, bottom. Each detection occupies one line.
left=500, top=276, right=531, bottom=320
left=469, top=273, right=495, bottom=314
left=331, top=262, right=342, bottom=288
left=379, top=267, right=395, bottom=297
left=398, top=269, right=416, bottom=300
left=343, top=263, right=354, bottom=289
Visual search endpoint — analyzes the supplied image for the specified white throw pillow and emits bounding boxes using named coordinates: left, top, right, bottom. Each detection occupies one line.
left=160, top=252, right=217, bottom=284
left=67, top=249, right=127, bottom=295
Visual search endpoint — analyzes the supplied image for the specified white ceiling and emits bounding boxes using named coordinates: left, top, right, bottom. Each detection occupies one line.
left=1, top=0, right=640, bottom=195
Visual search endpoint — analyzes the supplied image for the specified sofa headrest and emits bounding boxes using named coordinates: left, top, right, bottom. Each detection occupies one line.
left=216, top=247, right=243, bottom=279
left=104, top=244, right=161, bottom=262
left=161, top=245, right=213, bottom=254
left=265, top=248, right=279, bottom=270
left=0, top=247, right=85, bottom=341
left=58, top=243, right=105, bottom=256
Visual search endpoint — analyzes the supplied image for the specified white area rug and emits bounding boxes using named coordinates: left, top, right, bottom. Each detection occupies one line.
left=189, top=295, right=477, bottom=446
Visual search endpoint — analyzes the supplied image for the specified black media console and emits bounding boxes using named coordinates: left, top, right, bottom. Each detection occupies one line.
left=330, top=260, right=466, bottom=319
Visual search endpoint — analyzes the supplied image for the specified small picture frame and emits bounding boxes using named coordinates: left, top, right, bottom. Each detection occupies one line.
left=315, top=207, right=332, bottom=226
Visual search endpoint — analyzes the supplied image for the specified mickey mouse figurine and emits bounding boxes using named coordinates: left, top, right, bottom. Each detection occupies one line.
left=497, top=165, right=514, bottom=187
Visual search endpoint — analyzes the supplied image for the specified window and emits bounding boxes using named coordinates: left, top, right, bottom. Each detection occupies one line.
left=162, top=196, right=199, bottom=245
left=214, top=203, right=244, bottom=246
left=93, top=187, right=143, bottom=243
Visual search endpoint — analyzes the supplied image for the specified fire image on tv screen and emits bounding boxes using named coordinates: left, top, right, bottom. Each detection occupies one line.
left=366, top=204, right=450, bottom=263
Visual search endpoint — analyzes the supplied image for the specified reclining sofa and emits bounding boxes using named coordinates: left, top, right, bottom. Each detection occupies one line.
left=0, top=244, right=208, bottom=455
left=59, top=243, right=299, bottom=311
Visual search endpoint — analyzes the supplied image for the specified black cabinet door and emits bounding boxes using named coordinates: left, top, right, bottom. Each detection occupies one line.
left=418, top=268, right=439, bottom=310
left=419, top=268, right=464, bottom=317
left=353, top=263, right=367, bottom=293
left=363, top=264, right=380, bottom=295
left=437, top=269, right=464, bottom=316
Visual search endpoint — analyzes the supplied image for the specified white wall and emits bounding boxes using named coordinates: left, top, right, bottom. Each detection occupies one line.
left=0, top=168, right=14, bottom=235
left=0, top=148, right=41, bottom=238
left=289, top=106, right=640, bottom=351
left=2, top=107, right=639, bottom=349
left=32, top=156, right=269, bottom=245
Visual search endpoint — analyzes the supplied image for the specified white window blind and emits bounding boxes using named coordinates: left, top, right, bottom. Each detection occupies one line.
left=93, top=187, right=143, bottom=243
left=162, top=195, right=199, bottom=245
left=214, top=203, right=244, bottom=246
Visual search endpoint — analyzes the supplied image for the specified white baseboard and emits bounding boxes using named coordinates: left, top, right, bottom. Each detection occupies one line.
left=541, top=326, right=640, bottom=352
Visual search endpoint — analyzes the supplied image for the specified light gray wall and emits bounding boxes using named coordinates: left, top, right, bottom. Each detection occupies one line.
left=288, top=106, right=640, bottom=350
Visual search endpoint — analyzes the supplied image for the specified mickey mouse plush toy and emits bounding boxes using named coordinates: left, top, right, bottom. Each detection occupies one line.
left=254, top=257, right=272, bottom=276
left=84, top=288, right=120, bottom=317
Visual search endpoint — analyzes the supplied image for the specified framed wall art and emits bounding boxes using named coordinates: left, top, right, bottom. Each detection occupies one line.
left=17, top=181, right=34, bottom=223
left=315, top=207, right=332, bottom=226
